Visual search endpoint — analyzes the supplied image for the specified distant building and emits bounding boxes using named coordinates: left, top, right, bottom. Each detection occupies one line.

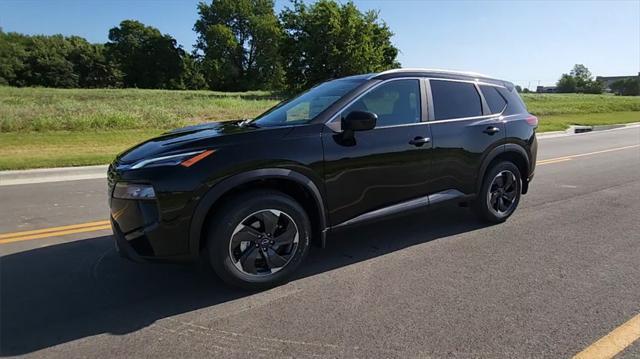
left=536, top=86, right=557, bottom=93
left=596, top=73, right=640, bottom=92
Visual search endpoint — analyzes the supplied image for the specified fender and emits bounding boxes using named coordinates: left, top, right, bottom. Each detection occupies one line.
left=188, top=168, right=328, bottom=259
left=476, top=143, right=530, bottom=194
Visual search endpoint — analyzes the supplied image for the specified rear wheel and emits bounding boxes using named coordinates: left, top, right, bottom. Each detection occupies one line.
left=474, top=161, right=522, bottom=223
left=207, top=190, right=311, bottom=290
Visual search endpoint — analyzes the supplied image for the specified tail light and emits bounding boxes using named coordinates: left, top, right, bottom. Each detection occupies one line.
left=526, top=115, right=538, bottom=126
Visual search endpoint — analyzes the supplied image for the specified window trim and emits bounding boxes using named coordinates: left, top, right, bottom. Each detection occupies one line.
left=325, top=76, right=508, bottom=131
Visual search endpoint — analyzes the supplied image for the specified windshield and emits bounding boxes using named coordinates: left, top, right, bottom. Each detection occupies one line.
left=252, top=78, right=365, bottom=127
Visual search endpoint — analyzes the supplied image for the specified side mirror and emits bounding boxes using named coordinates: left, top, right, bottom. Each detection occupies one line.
left=342, top=111, right=377, bottom=132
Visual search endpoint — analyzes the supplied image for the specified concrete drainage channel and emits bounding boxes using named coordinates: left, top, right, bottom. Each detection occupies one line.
left=538, top=121, right=640, bottom=138
left=570, top=124, right=629, bottom=134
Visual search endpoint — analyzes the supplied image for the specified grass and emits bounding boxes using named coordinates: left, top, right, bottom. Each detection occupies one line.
left=0, top=87, right=638, bottom=170
left=521, top=93, right=640, bottom=115
left=0, top=86, right=279, bottom=132
left=537, top=111, right=640, bottom=132
left=0, top=130, right=163, bottom=170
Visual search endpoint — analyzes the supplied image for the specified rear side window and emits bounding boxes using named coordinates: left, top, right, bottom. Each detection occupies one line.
left=497, top=87, right=528, bottom=115
left=480, top=85, right=507, bottom=114
left=430, top=80, right=482, bottom=120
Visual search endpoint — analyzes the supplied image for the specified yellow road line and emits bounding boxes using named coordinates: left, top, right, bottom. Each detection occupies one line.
left=0, top=224, right=112, bottom=244
left=0, top=220, right=110, bottom=240
left=537, top=144, right=640, bottom=166
left=0, top=221, right=111, bottom=244
left=573, top=313, right=640, bottom=359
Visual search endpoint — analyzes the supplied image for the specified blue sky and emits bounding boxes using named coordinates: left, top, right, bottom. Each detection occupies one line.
left=1, top=0, right=638, bottom=87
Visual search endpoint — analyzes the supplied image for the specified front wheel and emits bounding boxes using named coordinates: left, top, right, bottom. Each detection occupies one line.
left=207, top=190, right=311, bottom=290
left=474, top=161, right=522, bottom=223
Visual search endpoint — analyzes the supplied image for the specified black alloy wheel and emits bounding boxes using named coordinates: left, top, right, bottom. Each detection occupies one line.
left=207, top=190, right=311, bottom=290
left=487, top=170, right=518, bottom=217
left=474, top=161, right=522, bottom=223
left=229, top=209, right=299, bottom=276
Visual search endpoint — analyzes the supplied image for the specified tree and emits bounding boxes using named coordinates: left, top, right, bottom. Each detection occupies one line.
left=515, top=85, right=522, bottom=93
left=194, top=0, right=284, bottom=91
left=66, top=37, right=122, bottom=88
left=581, top=79, right=604, bottom=94
left=280, top=0, right=399, bottom=93
left=557, top=64, right=602, bottom=94
left=106, top=20, right=186, bottom=89
left=556, top=73, right=577, bottom=93
left=181, top=54, right=207, bottom=90
left=12, top=34, right=79, bottom=88
left=0, top=31, right=122, bottom=88
left=610, top=78, right=640, bottom=96
left=0, top=31, right=25, bottom=85
left=570, top=64, right=592, bottom=88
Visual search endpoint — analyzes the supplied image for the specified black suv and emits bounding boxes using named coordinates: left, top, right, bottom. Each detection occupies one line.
left=109, top=69, right=537, bottom=289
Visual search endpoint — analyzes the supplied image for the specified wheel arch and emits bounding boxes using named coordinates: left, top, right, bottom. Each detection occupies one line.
left=477, top=144, right=531, bottom=195
left=189, top=168, right=328, bottom=259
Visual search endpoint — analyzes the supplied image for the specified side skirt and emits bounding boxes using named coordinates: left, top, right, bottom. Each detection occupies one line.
left=330, top=189, right=467, bottom=231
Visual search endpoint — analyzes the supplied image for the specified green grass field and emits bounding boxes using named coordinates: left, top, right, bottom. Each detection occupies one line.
left=0, top=87, right=279, bottom=132
left=1, top=87, right=639, bottom=170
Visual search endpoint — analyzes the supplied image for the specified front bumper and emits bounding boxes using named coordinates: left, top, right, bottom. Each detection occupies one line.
left=109, top=195, right=194, bottom=262
left=108, top=159, right=202, bottom=262
left=111, top=217, right=145, bottom=262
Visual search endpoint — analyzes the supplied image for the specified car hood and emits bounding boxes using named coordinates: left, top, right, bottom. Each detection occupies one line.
left=116, top=120, right=264, bottom=165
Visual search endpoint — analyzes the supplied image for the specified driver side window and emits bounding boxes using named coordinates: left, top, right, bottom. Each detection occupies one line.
left=343, top=79, right=421, bottom=127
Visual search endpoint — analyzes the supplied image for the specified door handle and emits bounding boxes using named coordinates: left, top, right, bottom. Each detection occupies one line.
left=483, top=126, right=501, bottom=135
left=409, top=136, right=430, bottom=147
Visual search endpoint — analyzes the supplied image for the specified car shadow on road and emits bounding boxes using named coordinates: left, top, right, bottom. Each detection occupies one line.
left=0, top=204, right=487, bottom=356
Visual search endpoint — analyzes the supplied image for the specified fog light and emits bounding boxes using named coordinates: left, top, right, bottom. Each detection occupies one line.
left=113, top=182, right=156, bottom=200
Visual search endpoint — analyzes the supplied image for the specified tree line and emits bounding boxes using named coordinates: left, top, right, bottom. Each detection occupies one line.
left=0, top=0, right=398, bottom=93
left=556, top=64, right=604, bottom=94
left=555, top=64, right=639, bottom=96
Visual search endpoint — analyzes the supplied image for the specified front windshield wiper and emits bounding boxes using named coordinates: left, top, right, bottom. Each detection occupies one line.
left=239, top=119, right=260, bottom=128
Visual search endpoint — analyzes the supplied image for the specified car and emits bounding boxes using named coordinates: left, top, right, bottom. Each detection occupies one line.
left=108, top=68, right=538, bottom=289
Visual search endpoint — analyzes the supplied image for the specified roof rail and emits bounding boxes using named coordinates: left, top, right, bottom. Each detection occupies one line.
left=374, top=68, right=494, bottom=79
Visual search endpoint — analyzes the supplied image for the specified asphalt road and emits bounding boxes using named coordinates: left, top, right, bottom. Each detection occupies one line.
left=1, top=126, right=639, bottom=358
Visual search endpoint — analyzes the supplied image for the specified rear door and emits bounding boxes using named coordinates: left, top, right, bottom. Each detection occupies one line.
left=322, top=78, right=434, bottom=226
left=427, top=79, right=506, bottom=195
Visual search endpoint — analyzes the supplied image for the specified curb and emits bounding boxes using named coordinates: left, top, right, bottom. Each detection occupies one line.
left=0, top=165, right=108, bottom=186
left=537, top=121, right=640, bottom=138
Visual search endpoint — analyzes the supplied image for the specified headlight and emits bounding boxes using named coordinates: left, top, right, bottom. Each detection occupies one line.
left=113, top=182, right=156, bottom=200
left=130, top=150, right=215, bottom=169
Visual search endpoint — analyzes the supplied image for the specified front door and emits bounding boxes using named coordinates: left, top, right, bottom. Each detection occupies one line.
left=322, top=79, right=434, bottom=226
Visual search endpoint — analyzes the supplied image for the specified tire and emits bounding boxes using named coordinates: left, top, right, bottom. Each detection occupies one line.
left=473, top=161, right=522, bottom=223
left=206, top=190, right=311, bottom=290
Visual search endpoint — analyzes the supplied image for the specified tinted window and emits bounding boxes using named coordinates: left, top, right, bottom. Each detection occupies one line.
left=497, top=87, right=527, bottom=115
left=254, top=78, right=365, bottom=127
left=430, top=80, right=482, bottom=120
left=480, top=85, right=507, bottom=114
left=343, top=79, right=421, bottom=127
